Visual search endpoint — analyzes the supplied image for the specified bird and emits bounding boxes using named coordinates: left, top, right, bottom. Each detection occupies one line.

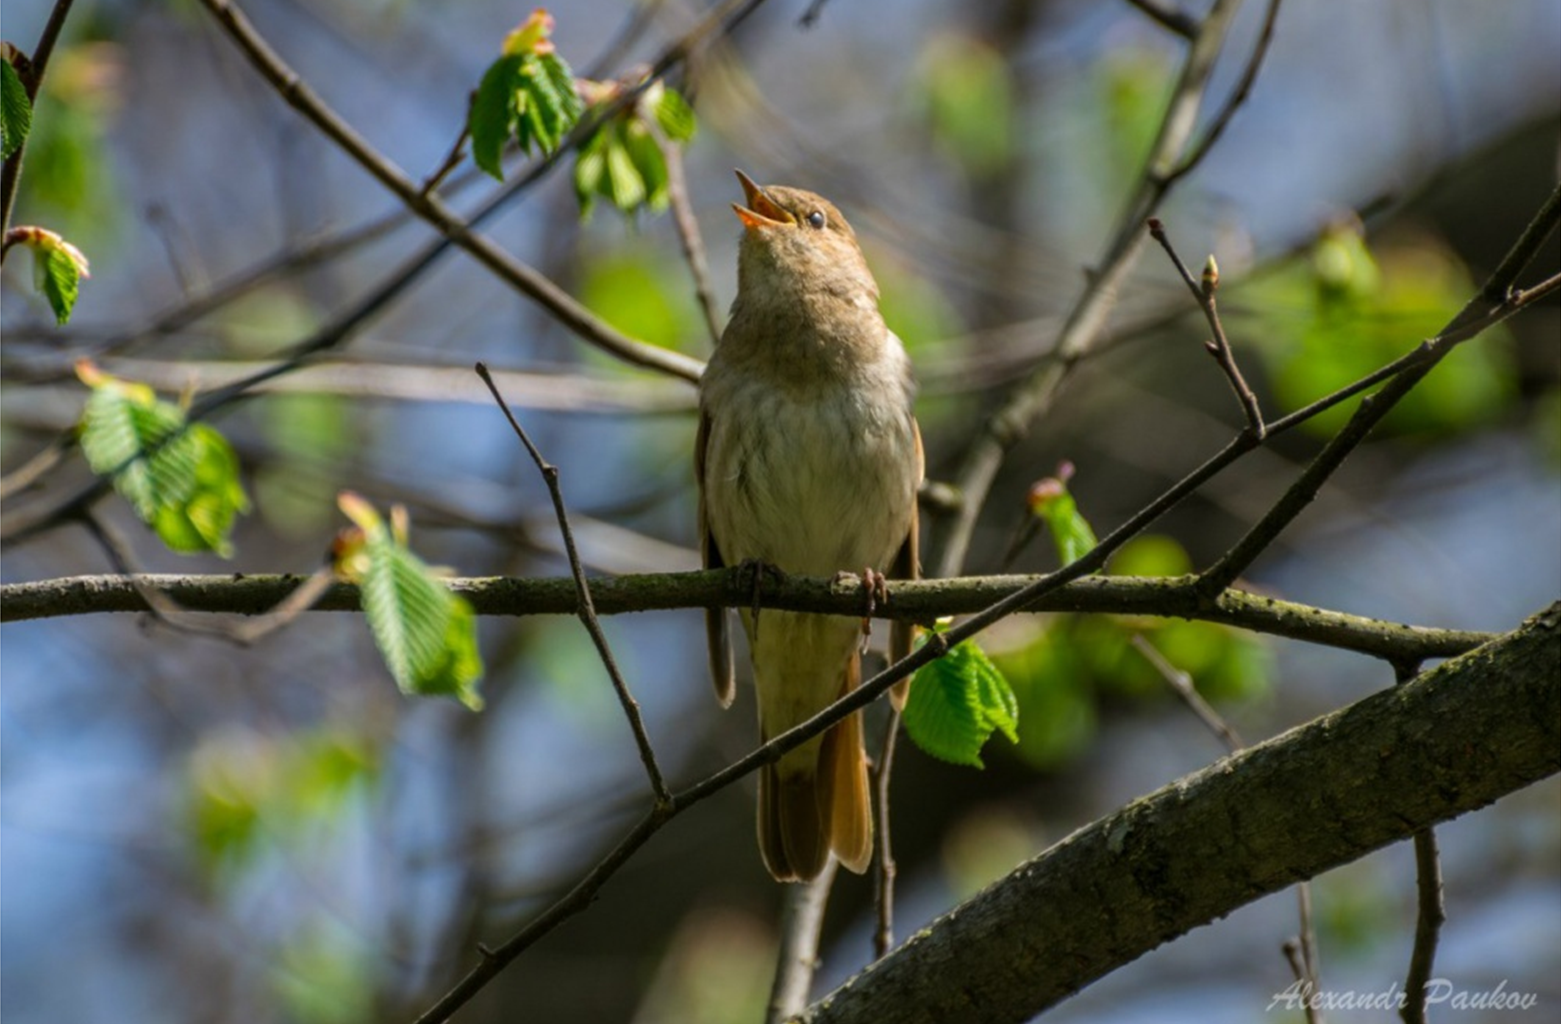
left=697, top=170, right=923, bottom=882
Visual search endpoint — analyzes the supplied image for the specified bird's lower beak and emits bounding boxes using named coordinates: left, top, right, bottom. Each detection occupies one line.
left=732, top=169, right=791, bottom=230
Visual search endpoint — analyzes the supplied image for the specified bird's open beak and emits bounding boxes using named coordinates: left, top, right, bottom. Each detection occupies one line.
left=732, top=170, right=791, bottom=230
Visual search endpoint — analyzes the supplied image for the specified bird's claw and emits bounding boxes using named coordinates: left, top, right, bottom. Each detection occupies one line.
left=740, top=559, right=786, bottom=630
left=858, top=567, right=890, bottom=654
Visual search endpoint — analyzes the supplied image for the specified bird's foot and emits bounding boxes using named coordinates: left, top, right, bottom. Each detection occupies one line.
left=739, top=559, right=786, bottom=631
left=857, top=567, right=891, bottom=654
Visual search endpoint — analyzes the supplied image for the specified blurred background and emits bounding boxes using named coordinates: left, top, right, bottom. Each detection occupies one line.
left=1, top=0, right=1558, bottom=1021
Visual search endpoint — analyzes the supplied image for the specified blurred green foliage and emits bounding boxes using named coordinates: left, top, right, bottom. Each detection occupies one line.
left=185, top=726, right=379, bottom=883
left=1240, top=224, right=1518, bottom=437
left=271, top=919, right=376, bottom=1024
left=915, top=32, right=1015, bottom=179
left=77, top=365, right=252, bottom=555
left=578, top=245, right=704, bottom=355
left=993, top=535, right=1273, bottom=769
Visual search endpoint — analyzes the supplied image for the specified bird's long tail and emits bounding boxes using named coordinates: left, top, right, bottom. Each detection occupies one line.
left=757, top=653, right=872, bottom=882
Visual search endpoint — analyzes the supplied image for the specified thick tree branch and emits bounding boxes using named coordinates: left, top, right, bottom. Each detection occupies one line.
left=0, top=570, right=1499, bottom=664
left=794, top=603, right=1561, bottom=1024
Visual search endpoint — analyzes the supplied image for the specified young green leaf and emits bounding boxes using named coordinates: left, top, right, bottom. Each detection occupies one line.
left=335, top=494, right=484, bottom=710
left=470, top=54, right=525, bottom=180
left=569, top=77, right=696, bottom=220
left=652, top=84, right=697, bottom=143
left=76, top=362, right=251, bottom=555
left=1027, top=462, right=1097, bottom=567
left=1, top=56, right=31, bottom=160
left=903, top=633, right=1019, bottom=767
left=11, top=226, right=89, bottom=324
left=467, top=11, right=582, bottom=181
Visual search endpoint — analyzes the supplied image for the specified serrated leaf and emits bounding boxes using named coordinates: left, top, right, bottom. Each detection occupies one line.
left=620, top=118, right=669, bottom=211
left=1, top=58, right=31, bottom=160
left=903, top=637, right=1019, bottom=767
left=653, top=85, right=696, bottom=142
left=470, top=54, right=525, bottom=180
left=468, top=42, right=581, bottom=181
left=539, top=52, right=583, bottom=123
left=572, top=131, right=606, bottom=218
left=78, top=370, right=250, bottom=555
left=602, top=129, right=646, bottom=212
left=355, top=518, right=484, bottom=709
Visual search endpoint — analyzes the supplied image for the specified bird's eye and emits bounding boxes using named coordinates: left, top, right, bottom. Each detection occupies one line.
left=805, top=210, right=826, bottom=230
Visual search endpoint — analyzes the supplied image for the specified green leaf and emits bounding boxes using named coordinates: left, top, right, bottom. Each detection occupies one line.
left=39, top=243, right=83, bottom=324
left=470, top=54, right=525, bottom=180
left=620, top=118, right=669, bottom=211
left=1028, top=469, right=1097, bottom=568
left=602, top=128, right=647, bottom=211
left=467, top=39, right=581, bottom=180
left=351, top=507, right=484, bottom=709
left=572, top=129, right=607, bottom=217
left=904, top=635, right=1018, bottom=767
left=1, top=57, right=31, bottom=160
left=653, top=85, right=697, bottom=142
left=77, top=368, right=250, bottom=555
left=917, top=32, right=1014, bottom=177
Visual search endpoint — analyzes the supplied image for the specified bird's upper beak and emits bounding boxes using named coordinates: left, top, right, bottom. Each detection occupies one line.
left=732, top=170, right=791, bottom=231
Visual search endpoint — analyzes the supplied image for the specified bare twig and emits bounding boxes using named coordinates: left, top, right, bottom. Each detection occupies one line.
left=196, top=0, right=704, bottom=383
left=1122, top=0, right=1198, bottom=38
left=1130, top=633, right=1243, bottom=751
left=476, top=362, right=671, bottom=806
left=1133, top=630, right=1333, bottom=1017
left=767, top=862, right=838, bottom=1024
left=1161, top=0, right=1285, bottom=188
left=663, top=137, right=724, bottom=346
left=1282, top=933, right=1325, bottom=1024
left=1147, top=218, right=1265, bottom=437
left=1197, top=185, right=1561, bottom=596
left=871, top=709, right=902, bottom=958
left=0, top=0, right=79, bottom=236
left=1395, top=658, right=1444, bottom=1024
left=936, top=0, right=1245, bottom=578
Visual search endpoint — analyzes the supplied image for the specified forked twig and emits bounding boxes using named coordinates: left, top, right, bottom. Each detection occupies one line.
left=476, top=362, right=671, bottom=806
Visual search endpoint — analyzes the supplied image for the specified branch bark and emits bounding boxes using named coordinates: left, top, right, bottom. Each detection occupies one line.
left=0, top=570, right=1497, bottom=664
left=793, top=602, right=1561, bottom=1024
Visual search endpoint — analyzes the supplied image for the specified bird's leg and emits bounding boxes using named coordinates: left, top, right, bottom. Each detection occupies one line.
left=858, top=567, right=891, bottom=655
left=740, top=559, right=786, bottom=639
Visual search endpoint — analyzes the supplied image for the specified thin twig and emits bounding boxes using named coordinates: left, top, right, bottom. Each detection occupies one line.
left=663, top=137, right=724, bottom=346
left=799, top=0, right=833, bottom=28
left=476, top=362, right=671, bottom=806
left=872, top=709, right=902, bottom=958
left=421, top=119, right=472, bottom=196
left=1396, top=659, right=1443, bottom=1024
left=767, top=861, right=838, bottom=1024
left=1121, top=0, right=1198, bottom=38
left=1147, top=218, right=1264, bottom=436
left=1133, top=628, right=1332, bottom=1016
left=1130, top=633, right=1243, bottom=751
left=935, top=0, right=1245, bottom=578
left=0, top=0, right=79, bottom=236
left=1162, top=0, right=1284, bottom=187
left=1197, top=185, right=1561, bottom=596
left=1282, top=933, right=1324, bottom=1024
left=196, top=0, right=705, bottom=383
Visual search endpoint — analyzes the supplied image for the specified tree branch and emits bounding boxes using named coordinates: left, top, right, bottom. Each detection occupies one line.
left=794, top=603, right=1561, bottom=1024
left=0, top=569, right=1499, bottom=664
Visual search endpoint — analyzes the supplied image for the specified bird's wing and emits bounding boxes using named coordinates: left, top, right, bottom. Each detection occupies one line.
left=888, top=417, right=923, bottom=711
left=696, top=409, right=736, bottom=707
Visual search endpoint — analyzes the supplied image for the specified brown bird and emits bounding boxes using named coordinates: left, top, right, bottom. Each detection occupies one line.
left=697, top=171, right=923, bottom=882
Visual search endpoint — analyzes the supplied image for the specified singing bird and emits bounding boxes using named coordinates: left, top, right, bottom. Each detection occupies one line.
left=697, top=171, right=923, bottom=882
